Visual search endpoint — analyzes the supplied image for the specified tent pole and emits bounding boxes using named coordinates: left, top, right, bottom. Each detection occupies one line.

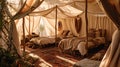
left=22, top=17, right=26, bottom=59
left=85, top=0, right=88, bottom=49
left=29, top=15, right=30, bottom=35
left=55, top=5, right=58, bottom=46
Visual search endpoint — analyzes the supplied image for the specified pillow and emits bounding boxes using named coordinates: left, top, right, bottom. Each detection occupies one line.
left=101, top=29, right=106, bottom=37
left=95, top=30, right=101, bottom=37
left=62, top=30, right=70, bottom=36
left=88, top=28, right=96, bottom=38
left=95, top=29, right=106, bottom=37
left=67, top=32, right=74, bottom=37
left=93, top=37, right=106, bottom=45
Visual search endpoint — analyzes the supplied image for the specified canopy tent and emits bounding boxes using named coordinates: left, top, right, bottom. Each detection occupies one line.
left=6, top=0, right=117, bottom=42
left=3, top=1, right=119, bottom=67
left=28, top=0, right=116, bottom=40
left=30, top=5, right=83, bottom=19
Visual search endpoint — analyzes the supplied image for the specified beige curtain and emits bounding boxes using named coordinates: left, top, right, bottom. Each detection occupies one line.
left=79, top=13, right=117, bottom=40
left=97, top=0, right=120, bottom=67
left=62, top=18, right=80, bottom=36
left=100, top=29, right=120, bottom=67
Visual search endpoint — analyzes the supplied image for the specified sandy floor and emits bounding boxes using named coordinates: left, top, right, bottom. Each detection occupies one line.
left=25, top=46, right=85, bottom=67
left=24, top=43, right=107, bottom=67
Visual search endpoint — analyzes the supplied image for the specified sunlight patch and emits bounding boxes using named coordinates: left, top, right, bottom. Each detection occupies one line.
left=29, top=53, right=53, bottom=67
left=56, top=55, right=76, bottom=65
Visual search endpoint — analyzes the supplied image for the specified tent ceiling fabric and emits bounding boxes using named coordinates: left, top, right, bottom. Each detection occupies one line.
left=70, top=1, right=104, bottom=14
left=97, top=0, right=120, bottom=28
left=29, top=0, right=104, bottom=18
left=13, top=0, right=43, bottom=20
left=7, top=0, right=104, bottom=18
left=7, top=0, right=22, bottom=16
left=30, top=5, right=83, bottom=19
left=7, top=0, right=44, bottom=20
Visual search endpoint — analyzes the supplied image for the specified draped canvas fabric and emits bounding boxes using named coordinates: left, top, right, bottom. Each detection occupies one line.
left=8, top=0, right=107, bottom=38
left=61, top=18, right=80, bottom=36
left=70, top=1, right=104, bottom=14
left=28, top=0, right=109, bottom=38
left=79, top=13, right=117, bottom=40
left=99, top=29, right=120, bottom=67
left=7, top=0, right=22, bottom=16
left=30, top=5, right=83, bottom=19
left=21, top=0, right=83, bottom=38
left=30, top=0, right=103, bottom=16
left=12, top=0, right=43, bottom=20
left=96, top=0, right=120, bottom=67
left=6, top=0, right=119, bottom=58
left=5, top=0, right=43, bottom=56
left=75, top=17, right=82, bottom=33
left=29, top=0, right=104, bottom=18
left=16, top=16, right=40, bottom=39
left=68, top=19, right=80, bottom=37
left=16, top=16, right=56, bottom=38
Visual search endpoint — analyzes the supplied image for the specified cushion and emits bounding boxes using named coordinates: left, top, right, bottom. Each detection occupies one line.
left=95, top=29, right=106, bottom=37
left=88, top=28, right=96, bottom=38
left=62, top=30, right=70, bottom=36
left=93, top=37, right=105, bottom=45
left=67, top=32, right=74, bottom=37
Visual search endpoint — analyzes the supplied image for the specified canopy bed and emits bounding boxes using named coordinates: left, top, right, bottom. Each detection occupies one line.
left=58, top=28, right=106, bottom=56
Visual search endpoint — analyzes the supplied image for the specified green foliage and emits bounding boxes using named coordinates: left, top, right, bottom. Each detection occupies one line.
left=0, top=47, right=18, bottom=67
left=0, top=47, right=35, bottom=67
left=17, top=59, right=35, bottom=67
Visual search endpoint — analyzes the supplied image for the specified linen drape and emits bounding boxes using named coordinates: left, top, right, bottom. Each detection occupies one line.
left=97, top=0, right=120, bottom=67
left=6, top=0, right=43, bottom=56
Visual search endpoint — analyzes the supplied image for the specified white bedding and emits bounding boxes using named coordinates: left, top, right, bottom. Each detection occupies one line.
left=30, top=37, right=55, bottom=46
left=58, top=37, right=84, bottom=52
left=58, top=37, right=105, bottom=56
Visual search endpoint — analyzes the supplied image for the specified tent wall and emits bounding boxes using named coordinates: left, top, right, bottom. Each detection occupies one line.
left=79, top=13, right=117, bottom=41
left=16, top=16, right=56, bottom=41
left=58, top=18, right=80, bottom=37
left=16, top=13, right=117, bottom=42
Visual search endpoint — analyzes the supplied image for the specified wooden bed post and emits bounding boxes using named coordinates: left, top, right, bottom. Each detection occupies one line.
left=22, top=17, right=26, bottom=59
left=85, top=0, right=88, bottom=49
left=55, top=5, right=58, bottom=46
left=29, top=15, right=30, bottom=35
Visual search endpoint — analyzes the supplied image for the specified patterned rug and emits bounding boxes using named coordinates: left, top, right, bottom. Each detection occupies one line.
left=25, top=44, right=107, bottom=67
